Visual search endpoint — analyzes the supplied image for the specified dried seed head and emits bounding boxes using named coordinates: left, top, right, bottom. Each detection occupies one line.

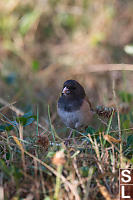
left=37, top=135, right=49, bottom=150
left=96, top=105, right=115, bottom=118
left=52, top=150, right=66, bottom=166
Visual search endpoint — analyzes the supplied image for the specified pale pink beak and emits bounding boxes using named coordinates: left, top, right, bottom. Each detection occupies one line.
left=62, top=87, right=70, bottom=95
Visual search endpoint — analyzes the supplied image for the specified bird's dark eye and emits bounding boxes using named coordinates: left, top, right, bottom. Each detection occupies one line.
left=67, top=86, right=76, bottom=90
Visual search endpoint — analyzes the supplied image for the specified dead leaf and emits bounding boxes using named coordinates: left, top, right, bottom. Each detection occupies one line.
left=103, top=134, right=121, bottom=144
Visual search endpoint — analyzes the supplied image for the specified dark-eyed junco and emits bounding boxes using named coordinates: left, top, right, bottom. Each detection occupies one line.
left=57, top=80, right=94, bottom=130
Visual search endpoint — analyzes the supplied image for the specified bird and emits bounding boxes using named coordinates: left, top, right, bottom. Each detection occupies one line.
left=57, top=80, right=115, bottom=144
left=57, top=80, right=94, bottom=130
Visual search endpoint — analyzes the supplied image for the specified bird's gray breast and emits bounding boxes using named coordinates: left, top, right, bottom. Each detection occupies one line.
left=57, top=107, right=80, bottom=128
left=57, top=100, right=91, bottom=129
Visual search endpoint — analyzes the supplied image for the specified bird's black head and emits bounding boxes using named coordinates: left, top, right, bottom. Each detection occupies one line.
left=58, top=80, right=86, bottom=112
left=61, top=80, right=86, bottom=99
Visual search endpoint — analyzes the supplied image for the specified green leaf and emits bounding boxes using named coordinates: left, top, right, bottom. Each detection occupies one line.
left=44, top=197, right=51, bottom=200
left=0, top=159, right=11, bottom=176
left=6, top=152, right=10, bottom=160
left=130, top=157, right=133, bottom=164
left=10, top=165, right=23, bottom=182
left=80, top=166, right=89, bottom=177
left=16, top=116, right=36, bottom=126
left=46, top=151, right=55, bottom=158
left=16, top=111, right=37, bottom=126
left=24, top=116, right=36, bottom=126
left=19, top=9, right=41, bottom=36
left=119, top=91, right=133, bottom=103
left=127, top=135, right=133, bottom=148
left=81, top=127, right=97, bottom=143
left=22, top=111, right=33, bottom=118
left=58, top=13, right=76, bottom=32
left=0, top=111, right=36, bottom=132
left=32, top=60, right=40, bottom=72
left=0, top=124, right=14, bottom=132
left=86, top=126, right=96, bottom=134
left=0, top=159, right=23, bottom=182
left=121, top=119, right=130, bottom=129
left=0, top=125, right=7, bottom=131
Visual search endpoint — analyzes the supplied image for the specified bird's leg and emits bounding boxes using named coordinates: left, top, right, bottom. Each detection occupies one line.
left=64, top=130, right=73, bottom=146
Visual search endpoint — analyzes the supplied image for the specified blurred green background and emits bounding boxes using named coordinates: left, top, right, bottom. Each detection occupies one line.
left=0, top=0, right=133, bottom=130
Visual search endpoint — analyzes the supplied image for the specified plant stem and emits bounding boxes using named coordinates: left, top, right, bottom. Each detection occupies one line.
left=54, top=164, right=63, bottom=200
